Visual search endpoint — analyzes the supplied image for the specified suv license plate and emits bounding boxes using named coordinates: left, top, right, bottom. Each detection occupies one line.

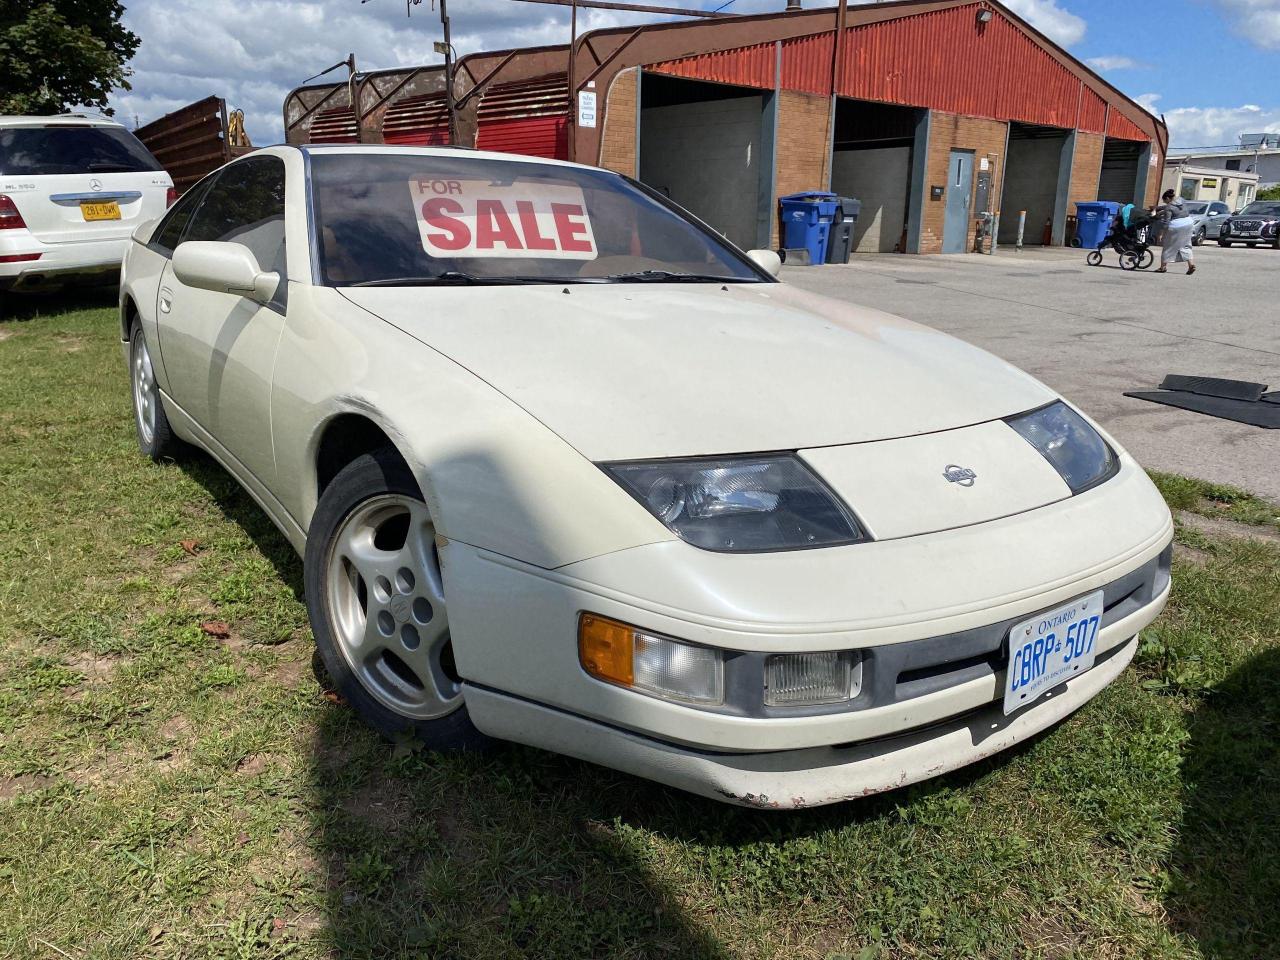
left=81, top=201, right=121, bottom=221
left=1003, top=591, right=1104, bottom=715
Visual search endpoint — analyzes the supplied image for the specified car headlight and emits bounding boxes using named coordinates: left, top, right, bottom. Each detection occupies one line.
left=604, top=454, right=864, bottom=551
left=1006, top=401, right=1118, bottom=494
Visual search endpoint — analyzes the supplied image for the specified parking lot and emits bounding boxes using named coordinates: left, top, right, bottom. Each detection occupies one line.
left=785, top=244, right=1280, bottom=502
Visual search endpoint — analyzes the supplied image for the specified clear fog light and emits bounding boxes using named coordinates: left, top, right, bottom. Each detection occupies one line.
left=764, top=651, right=861, bottom=706
left=579, top=613, right=724, bottom=705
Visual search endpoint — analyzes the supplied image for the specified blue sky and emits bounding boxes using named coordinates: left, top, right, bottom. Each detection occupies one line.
left=108, top=0, right=1279, bottom=148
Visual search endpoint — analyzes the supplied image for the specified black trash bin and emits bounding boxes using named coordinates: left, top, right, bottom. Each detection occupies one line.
left=825, top=197, right=861, bottom=264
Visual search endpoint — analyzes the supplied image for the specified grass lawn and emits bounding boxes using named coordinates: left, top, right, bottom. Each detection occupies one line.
left=1, top=292, right=1278, bottom=960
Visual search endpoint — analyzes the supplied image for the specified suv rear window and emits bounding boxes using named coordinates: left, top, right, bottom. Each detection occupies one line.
left=0, top=125, right=163, bottom=176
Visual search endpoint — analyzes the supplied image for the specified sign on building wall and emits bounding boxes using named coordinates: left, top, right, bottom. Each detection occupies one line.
left=577, top=90, right=597, bottom=129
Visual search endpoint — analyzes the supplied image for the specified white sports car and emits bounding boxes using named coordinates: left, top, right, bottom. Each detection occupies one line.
left=120, top=145, right=1173, bottom=808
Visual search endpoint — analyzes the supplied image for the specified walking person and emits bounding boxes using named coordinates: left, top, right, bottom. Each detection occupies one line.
left=1154, top=189, right=1196, bottom=275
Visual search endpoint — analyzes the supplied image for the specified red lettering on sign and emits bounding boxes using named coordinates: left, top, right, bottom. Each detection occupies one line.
left=551, top=203, right=592, bottom=252
left=475, top=199, right=524, bottom=250
left=421, top=197, right=469, bottom=250
left=516, top=200, right=556, bottom=250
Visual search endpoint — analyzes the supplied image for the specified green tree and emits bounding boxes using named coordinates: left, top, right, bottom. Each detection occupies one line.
left=0, top=1, right=139, bottom=115
left=1258, top=185, right=1280, bottom=201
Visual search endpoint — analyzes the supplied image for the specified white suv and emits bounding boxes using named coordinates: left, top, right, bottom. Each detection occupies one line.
left=1, top=114, right=173, bottom=292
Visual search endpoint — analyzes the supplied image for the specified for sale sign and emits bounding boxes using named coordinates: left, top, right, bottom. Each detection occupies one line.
left=409, top=178, right=598, bottom=259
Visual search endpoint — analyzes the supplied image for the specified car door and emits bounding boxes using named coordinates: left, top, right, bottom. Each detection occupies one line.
left=156, top=155, right=289, bottom=487
left=1206, top=202, right=1230, bottom=238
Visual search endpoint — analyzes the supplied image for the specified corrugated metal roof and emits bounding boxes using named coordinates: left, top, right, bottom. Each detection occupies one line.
left=476, top=75, right=568, bottom=159
left=1107, top=109, right=1148, bottom=142
left=383, top=93, right=450, bottom=145
left=648, top=42, right=776, bottom=89
left=309, top=107, right=359, bottom=144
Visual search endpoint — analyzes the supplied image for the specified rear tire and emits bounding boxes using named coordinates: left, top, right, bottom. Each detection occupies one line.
left=1219, top=240, right=1232, bottom=247
left=1247, top=242, right=1258, bottom=248
left=304, top=448, right=489, bottom=750
left=1120, top=252, right=1139, bottom=270
left=128, top=324, right=180, bottom=461
left=1137, top=249, right=1154, bottom=269
left=1193, top=227, right=1205, bottom=246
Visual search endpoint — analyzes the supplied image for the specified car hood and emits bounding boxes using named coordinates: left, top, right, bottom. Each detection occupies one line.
left=339, top=282, right=1056, bottom=461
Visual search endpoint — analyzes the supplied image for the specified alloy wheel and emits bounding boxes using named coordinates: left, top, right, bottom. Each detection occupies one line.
left=131, top=331, right=158, bottom=446
left=325, top=494, right=460, bottom=719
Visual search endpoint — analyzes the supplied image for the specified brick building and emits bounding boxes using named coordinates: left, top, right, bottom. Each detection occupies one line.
left=284, top=0, right=1165, bottom=255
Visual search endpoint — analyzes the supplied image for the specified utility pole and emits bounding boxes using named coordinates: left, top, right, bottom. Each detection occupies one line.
left=440, top=0, right=457, bottom=144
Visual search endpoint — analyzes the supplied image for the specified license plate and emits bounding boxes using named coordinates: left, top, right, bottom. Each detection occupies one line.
left=81, top=201, right=120, bottom=221
left=1003, top=591, right=1103, bottom=715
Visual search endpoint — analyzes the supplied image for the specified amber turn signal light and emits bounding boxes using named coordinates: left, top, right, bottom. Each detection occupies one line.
left=578, top=613, right=635, bottom=686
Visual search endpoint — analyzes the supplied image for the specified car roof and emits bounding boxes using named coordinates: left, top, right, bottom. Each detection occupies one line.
left=297, top=143, right=604, bottom=175
left=0, top=113, right=124, bottom=128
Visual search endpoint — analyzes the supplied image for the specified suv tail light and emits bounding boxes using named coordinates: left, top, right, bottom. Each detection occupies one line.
left=0, top=194, right=28, bottom=230
left=165, top=186, right=178, bottom=208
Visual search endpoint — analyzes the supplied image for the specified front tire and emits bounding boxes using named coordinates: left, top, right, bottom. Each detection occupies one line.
left=304, top=449, right=487, bottom=750
left=1086, top=250, right=1103, bottom=266
left=1193, top=227, right=1205, bottom=246
left=1218, top=240, right=1232, bottom=247
left=129, top=324, right=180, bottom=461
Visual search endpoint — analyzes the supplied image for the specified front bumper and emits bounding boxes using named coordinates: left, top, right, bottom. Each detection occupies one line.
left=0, top=234, right=126, bottom=290
left=468, top=622, right=1152, bottom=809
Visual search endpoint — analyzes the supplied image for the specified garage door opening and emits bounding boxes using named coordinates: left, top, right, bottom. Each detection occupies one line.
left=639, top=72, right=770, bottom=250
left=999, top=123, right=1070, bottom=246
left=1098, top=138, right=1143, bottom=204
left=829, top=99, right=918, bottom=253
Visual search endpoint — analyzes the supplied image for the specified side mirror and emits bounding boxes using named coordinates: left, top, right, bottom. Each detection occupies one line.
left=173, top=240, right=280, bottom=303
left=747, top=249, right=782, bottom=278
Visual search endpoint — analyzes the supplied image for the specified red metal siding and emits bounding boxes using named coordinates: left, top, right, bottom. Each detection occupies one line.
left=780, top=32, right=834, bottom=96
left=647, top=42, right=776, bottom=90
left=309, top=107, right=359, bottom=144
left=839, top=5, right=1092, bottom=131
left=1078, top=86, right=1107, bottom=134
left=476, top=75, right=568, bottom=159
left=1107, top=109, right=1148, bottom=142
left=383, top=93, right=450, bottom=145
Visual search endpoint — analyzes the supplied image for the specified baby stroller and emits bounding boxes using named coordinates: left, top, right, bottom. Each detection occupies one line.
left=1087, top=204, right=1154, bottom=270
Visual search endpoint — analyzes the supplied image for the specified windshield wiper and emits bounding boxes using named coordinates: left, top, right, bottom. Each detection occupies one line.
left=604, top=269, right=750, bottom=283
left=350, top=271, right=547, bottom=287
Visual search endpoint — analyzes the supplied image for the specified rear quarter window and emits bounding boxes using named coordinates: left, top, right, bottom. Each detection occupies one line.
left=0, top=126, right=163, bottom=176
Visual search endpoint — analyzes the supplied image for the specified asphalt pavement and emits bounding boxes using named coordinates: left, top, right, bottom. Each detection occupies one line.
left=783, top=243, right=1280, bottom=502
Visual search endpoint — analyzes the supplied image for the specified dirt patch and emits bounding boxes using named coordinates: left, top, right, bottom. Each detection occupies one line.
left=64, top=653, right=123, bottom=684
left=54, top=334, right=85, bottom=352
left=1173, top=541, right=1211, bottom=566
left=0, top=774, right=54, bottom=800
left=1176, top=511, right=1280, bottom=546
left=235, top=752, right=288, bottom=778
left=0, top=329, right=16, bottom=343
left=159, top=715, right=195, bottom=742
left=343, top=782, right=410, bottom=832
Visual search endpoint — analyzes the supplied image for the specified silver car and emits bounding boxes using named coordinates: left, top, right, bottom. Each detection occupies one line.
left=1181, top=200, right=1232, bottom=245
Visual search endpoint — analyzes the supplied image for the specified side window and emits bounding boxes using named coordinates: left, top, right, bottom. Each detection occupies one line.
left=151, top=180, right=210, bottom=255
left=183, top=155, right=288, bottom=279
left=1212, top=203, right=1229, bottom=216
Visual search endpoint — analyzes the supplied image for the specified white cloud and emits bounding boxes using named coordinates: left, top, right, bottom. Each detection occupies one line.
left=1085, top=55, right=1145, bottom=70
left=1160, top=103, right=1280, bottom=147
left=1000, top=0, right=1087, bottom=45
left=1209, top=0, right=1280, bottom=49
left=108, top=0, right=651, bottom=145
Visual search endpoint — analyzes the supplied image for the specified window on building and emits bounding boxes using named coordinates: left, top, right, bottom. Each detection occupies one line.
left=1226, top=158, right=1241, bottom=171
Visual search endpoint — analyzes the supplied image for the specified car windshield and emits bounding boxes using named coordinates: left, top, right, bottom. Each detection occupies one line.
left=0, top=125, right=163, bottom=176
left=308, top=152, right=766, bottom=286
left=1182, top=202, right=1208, bottom=214
left=1239, top=201, right=1280, bottom=217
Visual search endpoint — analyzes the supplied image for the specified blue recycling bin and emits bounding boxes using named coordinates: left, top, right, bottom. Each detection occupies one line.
left=1074, top=201, right=1121, bottom=249
left=779, top=191, right=840, bottom=265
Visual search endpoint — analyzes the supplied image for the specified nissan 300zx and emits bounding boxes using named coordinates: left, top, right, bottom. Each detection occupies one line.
left=119, top=145, right=1173, bottom=808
